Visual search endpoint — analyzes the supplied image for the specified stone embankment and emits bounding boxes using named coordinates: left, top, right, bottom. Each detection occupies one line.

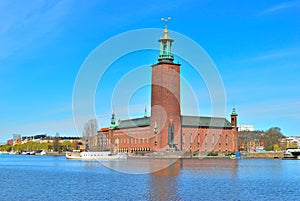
left=241, top=152, right=283, bottom=159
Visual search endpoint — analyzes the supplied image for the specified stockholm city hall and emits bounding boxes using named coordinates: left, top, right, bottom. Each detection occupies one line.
left=98, top=21, right=238, bottom=154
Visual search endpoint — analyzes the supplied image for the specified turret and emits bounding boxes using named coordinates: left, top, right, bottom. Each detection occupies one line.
left=109, top=112, right=117, bottom=129
left=231, top=108, right=238, bottom=130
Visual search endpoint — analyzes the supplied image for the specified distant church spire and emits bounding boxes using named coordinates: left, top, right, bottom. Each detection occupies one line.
left=110, top=112, right=117, bottom=129
left=158, top=17, right=174, bottom=63
left=144, top=106, right=147, bottom=117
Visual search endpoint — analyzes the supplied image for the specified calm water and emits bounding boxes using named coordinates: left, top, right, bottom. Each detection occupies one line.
left=0, top=155, right=299, bottom=201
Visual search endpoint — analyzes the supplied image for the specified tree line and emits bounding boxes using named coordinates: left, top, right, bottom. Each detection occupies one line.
left=0, top=140, right=80, bottom=152
left=239, top=127, right=293, bottom=151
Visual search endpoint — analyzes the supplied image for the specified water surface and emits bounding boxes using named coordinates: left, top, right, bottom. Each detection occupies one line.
left=0, top=155, right=299, bottom=201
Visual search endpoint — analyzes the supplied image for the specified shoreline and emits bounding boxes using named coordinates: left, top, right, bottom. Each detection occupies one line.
left=3, top=151, right=290, bottom=160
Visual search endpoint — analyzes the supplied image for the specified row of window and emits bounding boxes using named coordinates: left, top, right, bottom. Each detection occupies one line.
left=182, top=133, right=233, bottom=145
left=117, top=137, right=150, bottom=145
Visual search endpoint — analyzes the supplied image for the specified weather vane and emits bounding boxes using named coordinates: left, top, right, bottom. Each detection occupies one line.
left=161, top=17, right=171, bottom=26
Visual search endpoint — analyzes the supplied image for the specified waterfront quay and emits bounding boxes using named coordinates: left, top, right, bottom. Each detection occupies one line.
left=1, top=149, right=288, bottom=159
left=128, top=150, right=285, bottom=159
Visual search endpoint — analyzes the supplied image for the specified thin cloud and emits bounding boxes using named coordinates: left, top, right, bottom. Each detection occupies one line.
left=260, top=1, right=300, bottom=15
left=240, top=100, right=300, bottom=118
left=240, top=47, right=300, bottom=63
left=0, top=1, right=71, bottom=60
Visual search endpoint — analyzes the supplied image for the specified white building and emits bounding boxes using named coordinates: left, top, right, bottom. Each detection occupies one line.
left=283, top=136, right=300, bottom=148
left=238, top=125, right=254, bottom=132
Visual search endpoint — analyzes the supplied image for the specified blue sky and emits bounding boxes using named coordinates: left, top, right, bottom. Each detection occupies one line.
left=0, top=0, right=300, bottom=142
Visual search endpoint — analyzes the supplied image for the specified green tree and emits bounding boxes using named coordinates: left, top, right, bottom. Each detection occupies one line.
left=61, top=141, right=72, bottom=151
left=0, top=145, right=12, bottom=152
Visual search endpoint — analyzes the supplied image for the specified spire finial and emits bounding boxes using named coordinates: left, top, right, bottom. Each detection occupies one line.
left=161, top=17, right=171, bottom=26
left=161, top=17, right=171, bottom=38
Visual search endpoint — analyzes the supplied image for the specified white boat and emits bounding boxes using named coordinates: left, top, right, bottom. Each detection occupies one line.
left=66, top=151, right=127, bottom=160
left=283, top=148, right=300, bottom=159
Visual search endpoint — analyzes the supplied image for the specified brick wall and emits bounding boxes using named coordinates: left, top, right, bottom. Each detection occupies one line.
left=151, top=62, right=181, bottom=151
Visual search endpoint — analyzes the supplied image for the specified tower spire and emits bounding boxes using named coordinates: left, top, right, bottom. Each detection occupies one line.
left=231, top=107, right=238, bottom=128
left=161, top=17, right=171, bottom=39
left=110, top=111, right=117, bottom=129
left=158, top=17, right=174, bottom=63
left=144, top=105, right=147, bottom=117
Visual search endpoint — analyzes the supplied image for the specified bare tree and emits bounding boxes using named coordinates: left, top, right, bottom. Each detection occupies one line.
left=82, top=119, right=99, bottom=151
left=53, top=132, right=61, bottom=152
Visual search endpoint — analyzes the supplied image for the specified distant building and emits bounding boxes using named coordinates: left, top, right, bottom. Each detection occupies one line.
left=238, top=125, right=254, bottom=132
left=12, top=134, right=21, bottom=145
left=281, top=136, right=300, bottom=148
left=7, top=139, right=13, bottom=146
left=98, top=25, right=239, bottom=154
left=238, top=130, right=265, bottom=152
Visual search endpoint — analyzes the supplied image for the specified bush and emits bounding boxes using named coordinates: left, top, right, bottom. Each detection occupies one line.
left=225, top=152, right=235, bottom=156
left=207, top=152, right=218, bottom=156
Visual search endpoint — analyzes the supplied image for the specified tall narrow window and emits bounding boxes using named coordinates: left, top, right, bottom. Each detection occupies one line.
left=226, top=135, right=228, bottom=145
left=182, top=133, right=185, bottom=149
left=205, top=134, right=207, bottom=150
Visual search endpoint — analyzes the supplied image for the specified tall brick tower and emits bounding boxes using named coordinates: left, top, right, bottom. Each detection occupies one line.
left=231, top=108, right=239, bottom=151
left=151, top=18, right=181, bottom=151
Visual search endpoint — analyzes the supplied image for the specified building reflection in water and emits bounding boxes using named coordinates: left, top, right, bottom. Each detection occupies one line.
left=183, top=159, right=239, bottom=178
left=147, top=159, right=181, bottom=201
left=146, top=159, right=239, bottom=200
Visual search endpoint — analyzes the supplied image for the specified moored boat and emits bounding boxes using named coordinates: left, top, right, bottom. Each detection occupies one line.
left=283, top=148, right=300, bottom=160
left=66, top=151, right=127, bottom=160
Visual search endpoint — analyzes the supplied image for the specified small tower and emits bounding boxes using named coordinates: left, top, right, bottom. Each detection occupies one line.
left=109, top=112, right=117, bottom=129
left=231, top=108, right=238, bottom=129
left=231, top=108, right=239, bottom=152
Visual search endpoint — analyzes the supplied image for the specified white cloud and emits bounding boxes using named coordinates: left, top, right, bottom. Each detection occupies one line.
left=260, top=1, right=300, bottom=15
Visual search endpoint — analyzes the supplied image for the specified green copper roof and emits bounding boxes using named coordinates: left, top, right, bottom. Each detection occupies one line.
left=118, top=117, right=150, bottom=129
left=115, top=115, right=232, bottom=129
left=181, top=116, right=233, bottom=128
left=158, top=26, right=174, bottom=63
left=231, top=108, right=237, bottom=115
left=109, top=113, right=117, bottom=129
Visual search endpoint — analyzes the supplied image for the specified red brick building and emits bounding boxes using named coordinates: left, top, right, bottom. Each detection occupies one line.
left=98, top=25, right=238, bottom=154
